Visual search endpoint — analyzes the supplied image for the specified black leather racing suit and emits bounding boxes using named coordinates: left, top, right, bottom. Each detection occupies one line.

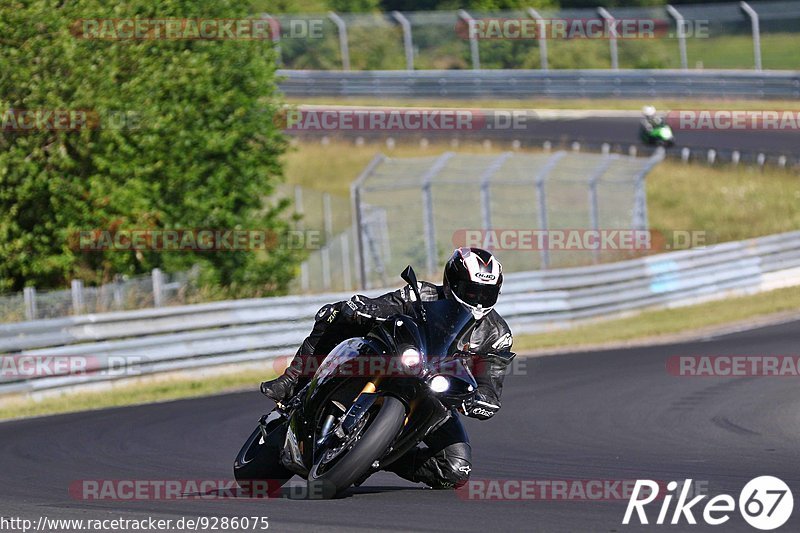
left=281, top=281, right=515, bottom=489
left=641, top=115, right=664, bottom=133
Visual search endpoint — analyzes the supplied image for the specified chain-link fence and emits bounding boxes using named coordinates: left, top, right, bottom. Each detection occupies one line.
left=0, top=267, right=200, bottom=322
left=350, top=150, right=662, bottom=290
left=1, top=156, right=663, bottom=311
left=278, top=185, right=358, bottom=294
left=264, top=1, right=798, bottom=71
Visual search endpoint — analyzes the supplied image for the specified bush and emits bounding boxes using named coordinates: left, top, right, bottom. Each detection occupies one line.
left=0, top=0, right=300, bottom=296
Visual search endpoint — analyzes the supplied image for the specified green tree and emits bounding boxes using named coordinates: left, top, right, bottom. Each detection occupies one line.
left=380, top=0, right=557, bottom=11
left=558, top=0, right=665, bottom=6
left=0, top=0, right=299, bottom=296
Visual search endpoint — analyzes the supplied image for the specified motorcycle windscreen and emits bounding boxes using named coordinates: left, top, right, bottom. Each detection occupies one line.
left=314, top=338, right=376, bottom=384
left=419, top=299, right=475, bottom=358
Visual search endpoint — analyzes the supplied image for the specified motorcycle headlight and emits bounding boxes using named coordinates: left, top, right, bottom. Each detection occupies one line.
left=429, top=375, right=450, bottom=393
left=400, top=347, right=422, bottom=367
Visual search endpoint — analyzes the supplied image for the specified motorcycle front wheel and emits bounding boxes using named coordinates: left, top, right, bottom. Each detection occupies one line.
left=308, top=395, right=405, bottom=499
left=233, top=416, right=293, bottom=497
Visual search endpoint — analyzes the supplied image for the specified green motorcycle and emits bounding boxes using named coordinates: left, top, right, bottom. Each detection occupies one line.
left=639, top=121, right=675, bottom=147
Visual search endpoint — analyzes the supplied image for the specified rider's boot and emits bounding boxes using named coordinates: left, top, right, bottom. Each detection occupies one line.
left=260, top=373, right=298, bottom=403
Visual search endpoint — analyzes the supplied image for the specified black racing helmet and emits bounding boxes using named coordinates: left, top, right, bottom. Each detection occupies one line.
left=443, top=247, right=503, bottom=319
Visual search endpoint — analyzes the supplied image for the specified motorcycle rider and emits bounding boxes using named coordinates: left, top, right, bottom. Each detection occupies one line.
left=641, top=105, right=665, bottom=132
left=260, top=247, right=515, bottom=489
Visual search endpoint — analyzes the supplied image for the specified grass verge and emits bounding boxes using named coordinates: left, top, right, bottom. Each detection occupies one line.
left=0, top=366, right=277, bottom=422
left=283, top=140, right=800, bottom=242
left=514, top=285, right=800, bottom=352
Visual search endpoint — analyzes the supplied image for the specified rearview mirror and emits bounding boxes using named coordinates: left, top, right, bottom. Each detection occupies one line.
left=401, top=266, right=425, bottom=314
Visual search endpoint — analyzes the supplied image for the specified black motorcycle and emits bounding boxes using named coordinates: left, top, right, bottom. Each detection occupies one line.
left=233, top=266, right=479, bottom=499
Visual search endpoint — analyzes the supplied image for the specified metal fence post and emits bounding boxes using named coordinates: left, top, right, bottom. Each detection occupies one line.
left=350, top=154, right=386, bottom=290
left=23, top=286, right=37, bottom=320
left=294, top=184, right=304, bottom=225
left=633, top=148, right=665, bottom=231
left=480, top=152, right=513, bottom=231
left=457, top=9, right=480, bottom=70
left=341, top=232, right=352, bottom=291
left=534, top=151, right=567, bottom=269
left=113, top=274, right=123, bottom=308
left=328, top=12, right=351, bottom=71
left=321, top=192, right=333, bottom=291
left=597, top=8, right=619, bottom=70
left=587, top=156, right=615, bottom=264
left=421, top=152, right=455, bottom=277
left=262, top=13, right=282, bottom=65
left=740, top=2, right=762, bottom=71
left=392, top=11, right=414, bottom=71
left=526, top=8, right=548, bottom=70
left=323, top=192, right=333, bottom=240
left=666, top=5, right=688, bottom=71
left=300, top=262, right=310, bottom=292
left=71, top=279, right=85, bottom=315
left=152, top=268, right=164, bottom=307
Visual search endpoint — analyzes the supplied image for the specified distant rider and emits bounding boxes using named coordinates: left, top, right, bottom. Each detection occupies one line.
left=641, top=105, right=665, bottom=132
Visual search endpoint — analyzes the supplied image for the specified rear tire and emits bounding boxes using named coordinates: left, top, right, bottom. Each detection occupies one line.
left=309, top=395, right=405, bottom=498
left=234, top=417, right=293, bottom=497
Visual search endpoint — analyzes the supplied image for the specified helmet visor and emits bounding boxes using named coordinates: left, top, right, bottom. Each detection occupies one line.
left=450, top=279, right=500, bottom=308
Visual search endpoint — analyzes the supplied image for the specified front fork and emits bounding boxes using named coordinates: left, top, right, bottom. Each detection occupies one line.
left=334, top=381, right=380, bottom=437
left=280, top=380, right=384, bottom=477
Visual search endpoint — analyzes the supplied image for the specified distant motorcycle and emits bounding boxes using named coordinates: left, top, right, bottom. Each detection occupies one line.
left=233, top=265, right=480, bottom=499
left=640, top=121, right=675, bottom=147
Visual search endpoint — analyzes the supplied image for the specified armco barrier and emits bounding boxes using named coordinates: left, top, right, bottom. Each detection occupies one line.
left=277, top=69, right=800, bottom=100
left=3, top=230, right=800, bottom=396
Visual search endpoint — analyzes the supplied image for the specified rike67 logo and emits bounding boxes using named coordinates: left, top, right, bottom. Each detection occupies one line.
left=623, top=477, right=793, bottom=530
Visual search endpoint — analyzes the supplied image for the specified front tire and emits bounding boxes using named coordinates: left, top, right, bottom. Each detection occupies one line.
left=234, top=417, right=293, bottom=497
left=309, top=395, right=405, bottom=498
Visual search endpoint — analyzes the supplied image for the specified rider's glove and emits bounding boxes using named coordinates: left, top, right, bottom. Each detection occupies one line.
left=465, top=389, right=501, bottom=420
left=463, top=351, right=516, bottom=420
left=338, top=295, right=383, bottom=327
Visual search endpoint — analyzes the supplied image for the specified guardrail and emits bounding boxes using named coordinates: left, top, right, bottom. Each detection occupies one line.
left=277, top=69, right=800, bottom=100
left=3, top=229, right=800, bottom=396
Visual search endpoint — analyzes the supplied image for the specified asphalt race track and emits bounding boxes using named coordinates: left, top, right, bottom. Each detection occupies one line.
left=2, top=319, right=800, bottom=532
left=292, top=113, right=800, bottom=158
left=509, top=116, right=800, bottom=155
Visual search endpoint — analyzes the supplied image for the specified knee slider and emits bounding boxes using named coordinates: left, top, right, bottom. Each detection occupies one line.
left=435, top=442, right=472, bottom=488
